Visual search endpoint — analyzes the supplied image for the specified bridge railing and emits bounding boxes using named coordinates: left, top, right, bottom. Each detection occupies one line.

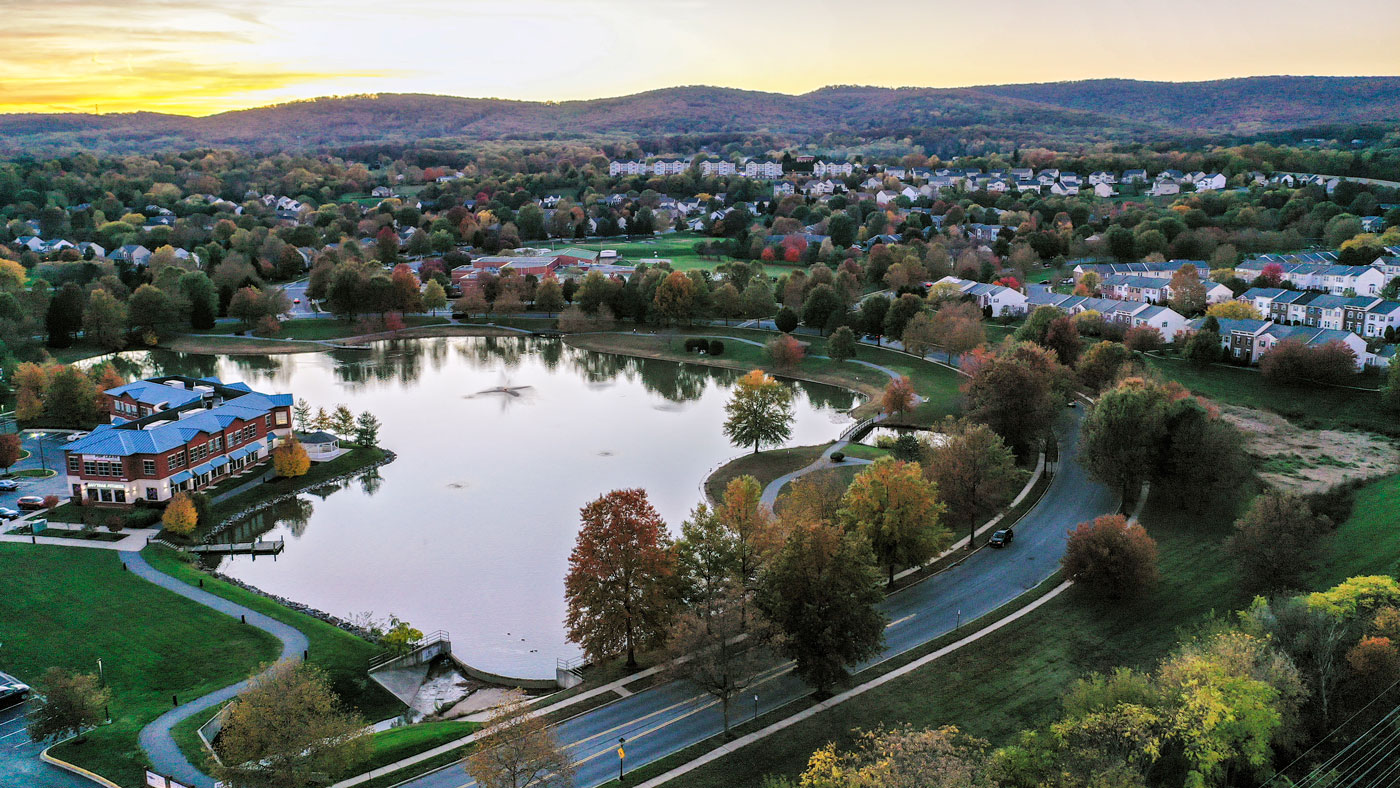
left=368, top=629, right=451, bottom=671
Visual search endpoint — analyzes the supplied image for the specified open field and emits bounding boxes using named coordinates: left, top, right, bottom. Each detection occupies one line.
left=540, top=232, right=803, bottom=276
left=1312, top=473, right=1400, bottom=584
left=1145, top=356, right=1394, bottom=435
left=0, top=544, right=281, bottom=787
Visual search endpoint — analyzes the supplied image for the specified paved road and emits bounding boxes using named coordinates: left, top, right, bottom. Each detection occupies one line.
left=125, top=551, right=308, bottom=788
left=0, top=701, right=95, bottom=788
left=0, top=431, right=77, bottom=514
left=391, top=409, right=1113, bottom=788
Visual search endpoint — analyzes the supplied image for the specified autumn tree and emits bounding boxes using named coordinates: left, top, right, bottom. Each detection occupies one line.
left=777, top=469, right=850, bottom=527
left=1014, top=305, right=1062, bottom=345
left=212, top=661, right=370, bottom=788
left=881, top=375, right=917, bottom=418
left=1077, top=341, right=1133, bottom=391
left=26, top=668, right=109, bottom=744
left=272, top=440, right=311, bottom=478
left=1167, top=264, right=1207, bottom=315
left=564, top=489, right=675, bottom=668
left=839, top=458, right=948, bottom=586
left=382, top=617, right=425, bottom=656
left=1206, top=301, right=1262, bottom=320
left=792, top=725, right=995, bottom=788
left=723, top=369, right=794, bottom=454
left=534, top=278, right=564, bottom=316
left=330, top=404, right=356, bottom=439
left=1061, top=514, right=1159, bottom=600
left=1043, top=316, right=1082, bottom=366
left=765, top=334, right=804, bottom=369
left=716, top=475, right=781, bottom=600
left=961, top=341, right=1069, bottom=457
left=827, top=325, right=857, bottom=362
left=666, top=586, right=770, bottom=736
left=0, top=433, right=21, bottom=474
left=44, top=365, right=98, bottom=427
left=758, top=523, right=885, bottom=695
left=923, top=418, right=1020, bottom=550
left=901, top=312, right=938, bottom=357
left=463, top=692, right=575, bottom=788
left=1123, top=324, right=1165, bottom=352
left=162, top=492, right=199, bottom=536
left=1227, top=490, right=1333, bottom=594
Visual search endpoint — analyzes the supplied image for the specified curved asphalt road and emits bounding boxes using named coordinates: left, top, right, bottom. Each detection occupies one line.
left=124, top=551, right=308, bottom=788
left=393, top=408, right=1114, bottom=788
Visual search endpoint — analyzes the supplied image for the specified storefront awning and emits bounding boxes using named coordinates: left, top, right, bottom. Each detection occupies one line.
left=169, top=471, right=192, bottom=484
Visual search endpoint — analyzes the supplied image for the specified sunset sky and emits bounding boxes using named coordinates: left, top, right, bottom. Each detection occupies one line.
left=6, top=0, right=1400, bottom=116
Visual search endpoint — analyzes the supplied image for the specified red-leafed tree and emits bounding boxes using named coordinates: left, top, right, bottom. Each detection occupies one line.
left=564, top=489, right=676, bottom=669
left=1062, top=514, right=1159, bottom=600
left=881, top=375, right=917, bottom=417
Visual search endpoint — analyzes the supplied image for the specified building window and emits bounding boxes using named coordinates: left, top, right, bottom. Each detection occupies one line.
left=210, top=436, right=222, bottom=452
left=68, top=456, right=80, bottom=474
left=146, top=487, right=158, bottom=501
left=275, top=411, right=288, bottom=426
left=142, top=459, right=156, bottom=476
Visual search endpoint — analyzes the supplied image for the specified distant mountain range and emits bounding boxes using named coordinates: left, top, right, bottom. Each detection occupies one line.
left=3, top=76, right=1398, bottom=154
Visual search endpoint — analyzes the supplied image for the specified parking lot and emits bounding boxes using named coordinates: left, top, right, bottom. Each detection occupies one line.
left=0, top=432, right=75, bottom=517
left=0, top=700, right=94, bottom=788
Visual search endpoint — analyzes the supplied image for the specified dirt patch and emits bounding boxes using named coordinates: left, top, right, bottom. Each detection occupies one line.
left=1219, top=404, right=1400, bottom=494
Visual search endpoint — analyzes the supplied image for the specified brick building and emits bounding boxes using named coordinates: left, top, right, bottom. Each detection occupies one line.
left=64, top=376, right=293, bottom=507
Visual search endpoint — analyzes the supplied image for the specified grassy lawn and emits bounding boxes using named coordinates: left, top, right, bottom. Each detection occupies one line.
left=671, top=488, right=1256, bottom=788
left=547, top=233, right=800, bottom=277
left=143, top=546, right=403, bottom=722
left=1144, top=356, right=1393, bottom=435
left=704, top=444, right=830, bottom=503
left=837, top=443, right=889, bottom=461
left=362, top=721, right=478, bottom=773
left=1312, top=474, right=1400, bottom=585
left=45, top=501, right=163, bottom=528
left=274, top=316, right=449, bottom=341
left=0, top=544, right=281, bottom=787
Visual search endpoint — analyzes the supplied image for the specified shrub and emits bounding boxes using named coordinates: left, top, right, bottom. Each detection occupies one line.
left=42, top=494, right=59, bottom=509
left=830, top=451, right=845, bottom=463
left=708, top=340, right=724, bottom=356
left=774, top=307, right=799, bottom=334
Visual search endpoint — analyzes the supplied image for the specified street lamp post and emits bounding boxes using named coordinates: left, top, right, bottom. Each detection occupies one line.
left=618, top=737, right=626, bottom=782
left=753, top=693, right=759, bottom=721
left=29, top=433, right=46, bottom=474
left=97, top=658, right=104, bottom=687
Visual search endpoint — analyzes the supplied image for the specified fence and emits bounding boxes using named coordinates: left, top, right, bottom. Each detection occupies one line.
left=368, top=629, right=451, bottom=672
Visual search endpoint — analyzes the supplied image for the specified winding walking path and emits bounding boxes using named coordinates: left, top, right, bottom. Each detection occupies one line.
left=124, top=550, right=308, bottom=788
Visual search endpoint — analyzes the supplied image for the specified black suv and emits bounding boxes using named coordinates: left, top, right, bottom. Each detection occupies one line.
left=988, top=528, right=1014, bottom=548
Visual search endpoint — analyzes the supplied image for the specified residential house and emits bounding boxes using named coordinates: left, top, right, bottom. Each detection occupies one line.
left=1194, top=173, right=1228, bottom=191
left=609, top=161, right=648, bottom=177
left=933, top=276, right=1028, bottom=316
left=743, top=160, right=783, bottom=179
left=1234, top=260, right=1388, bottom=296
left=1122, top=169, right=1148, bottom=184
left=1094, top=182, right=1116, bottom=198
left=1089, top=171, right=1117, bottom=186
left=1148, top=181, right=1181, bottom=197
left=111, top=244, right=152, bottom=265
left=1050, top=181, right=1080, bottom=196
left=699, top=160, right=736, bottom=177
left=371, top=186, right=394, bottom=198
left=1028, top=292, right=1188, bottom=340
left=813, top=161, right=854, bottom=178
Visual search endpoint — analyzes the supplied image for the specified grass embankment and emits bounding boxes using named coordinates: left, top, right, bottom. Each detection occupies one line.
left=668, top=488, right=1256, bottom=788
left=1144, top=356, right=1393, bottom=435
left=837, top=443, right=890, bottom=461
left=200, top=446, right=386, bottom=534
left=0, top=544, right=281, bottom=787
left=1312, top=473, right=1400, bottom=585
left=361, top=720, right=479, bottom=774
left=142, top=546, right=404, bottom=726
left=703, top=444, right=830, bottom=503
left=566, top=329, right=965, bottom=427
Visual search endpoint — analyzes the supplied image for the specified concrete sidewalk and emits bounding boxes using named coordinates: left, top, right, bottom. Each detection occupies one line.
left=124, top=550, right=309, bottom=788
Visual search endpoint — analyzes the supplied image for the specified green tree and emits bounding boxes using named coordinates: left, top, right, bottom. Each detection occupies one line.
left=534, top=278, right=564, bottom=316
left=758, top=523, right=885, bottom=696
left=1080, top=378, right=1168, bottom=501
left=127, top=284, right=177, bottom=342
left=883, top=293, right=924, bottom=340
left=838, top=458, right=949, bottom=586
left=1228, top=490, right=1332, bottom=594
left=82, top=288, right=127, bottom=351
left=1077, top=341, right=1133, bottom=391
left=354, top=412, right=381, bottom=448
left=293, top=398, right=313, bottom=432
left=1386, top=359, right=1400, bottom=413
left=27, top=668, right=109, bottom=743
left=1014, top=305, right=1063, bottom=345
left=653, top=271, right=698, bottom=325
left=422, top=279, right=448, bottom=315
left=961, top=341, right=1069, bottom=458
left=1185, top=327, right=1223, bottom=365
left=739, top=280, right=777, bottom=319
left=382, top=617, right=424, bottom=656
left=801, top=284, right=844, bottom=334
left=330, top=404, right=356, bottom=440
left=827, top=325, right=857, bottom=362
left=773, top=306, right=799, bottom=333
left=923, top=418, right=1020, bottom=550
left=179, top=271, right=219, bottom=329
left=44, top=366, right=98, bottom=427
left=723, top=369, right=794, bottom=454
left=45, top=282, right=85, bottom=348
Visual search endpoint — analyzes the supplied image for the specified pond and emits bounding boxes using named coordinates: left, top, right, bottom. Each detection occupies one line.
left=109, top=336, right=857, bottom=680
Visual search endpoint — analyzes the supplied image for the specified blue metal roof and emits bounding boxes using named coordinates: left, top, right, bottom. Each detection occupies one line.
left=169, top=471, right=192, bottom=484
left=66, top=391, right=289, bottom=458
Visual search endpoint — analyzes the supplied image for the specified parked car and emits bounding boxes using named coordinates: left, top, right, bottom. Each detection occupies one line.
left=0, top=673, right=29, bottom=710
left=0, top=507, right=18, bottom=520
left=293, top=298, right=301, bottom=304
left=15, top=496, right=46, bottom=511
left=988, top=528, right=1014, bottom=548
left=0, top=480, right=18, bottom=492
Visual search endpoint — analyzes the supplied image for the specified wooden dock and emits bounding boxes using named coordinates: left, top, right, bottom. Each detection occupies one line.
left=187, top=538, right=285, bottom=556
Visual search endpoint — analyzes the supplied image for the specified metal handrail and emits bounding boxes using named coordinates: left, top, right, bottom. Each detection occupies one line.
left=368, top=629, right=451, bottom=670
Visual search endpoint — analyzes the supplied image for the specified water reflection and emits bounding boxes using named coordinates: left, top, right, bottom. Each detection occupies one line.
left=115, top=337, right=857, bottom=679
